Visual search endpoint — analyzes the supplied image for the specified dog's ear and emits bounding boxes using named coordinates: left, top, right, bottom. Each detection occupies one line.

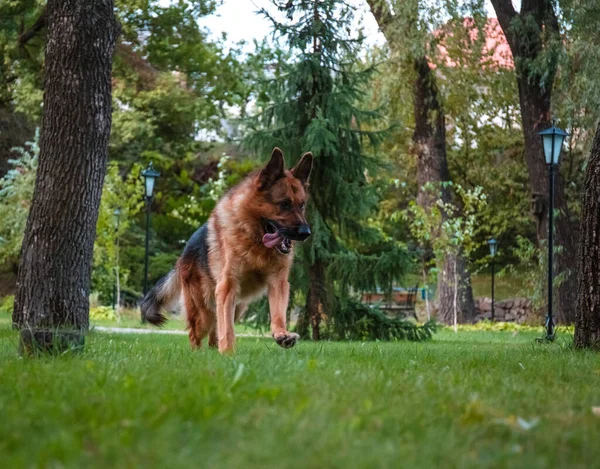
left=291, top=152, right=313, bottom=187
left=259, top=147, right=285, bottom=190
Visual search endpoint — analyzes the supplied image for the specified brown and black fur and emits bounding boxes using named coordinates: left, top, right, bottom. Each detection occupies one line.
left=141, top=148, right=313, bottom=353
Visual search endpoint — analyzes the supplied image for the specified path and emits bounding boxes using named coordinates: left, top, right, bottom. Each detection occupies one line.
left=92, top=326, right=264, bottom=338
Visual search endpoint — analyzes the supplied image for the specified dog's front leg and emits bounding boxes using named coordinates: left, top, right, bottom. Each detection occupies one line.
left=268, top=276, right=299, bottom=349
left=215, top=271, right=237, bottom=354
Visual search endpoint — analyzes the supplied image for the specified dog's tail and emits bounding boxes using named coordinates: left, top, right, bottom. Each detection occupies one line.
left=140, top=268, right=181, bottom=326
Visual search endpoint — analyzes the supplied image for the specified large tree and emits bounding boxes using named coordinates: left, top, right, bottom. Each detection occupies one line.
left=12, top=0, right=120, bottom=352
left=367, top=0, right=476, bottom=323
left=575, top=122, right=600, bottom=348
left=490, top=0, right=577, bottom=323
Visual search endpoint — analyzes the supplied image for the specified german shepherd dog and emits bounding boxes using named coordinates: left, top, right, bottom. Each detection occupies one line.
left=141, top=148, right=313, bottom=354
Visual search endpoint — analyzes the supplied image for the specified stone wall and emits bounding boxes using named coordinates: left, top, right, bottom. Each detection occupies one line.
left=424, top=297, right=540, bottom=324
left=474, top=297, right=540, bottom=324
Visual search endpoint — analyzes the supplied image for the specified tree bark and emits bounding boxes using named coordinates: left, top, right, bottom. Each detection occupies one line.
left=299, top=4, right=327, bottom=340
left=367, top=1, right=476, bottom=323
left=575, top=123, right=600, bottom=348
left=305, top=260, right=326, bottom=341
left=413, top=56, right=477, bottom=323
left=491, top=0, right=577, bottom=324
left=12, top=0, right=120, bottom=353
left=438, top=251, right=476, bottom=324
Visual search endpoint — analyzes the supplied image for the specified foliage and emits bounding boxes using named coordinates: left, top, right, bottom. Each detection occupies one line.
left=0, top=0, right=45, bottom=119
left=365, top=2, right=532, bottom=271
left=1, top=1, right=247, bottom=128
left=245, top=0, right=413, bottom=339
left=0, top=129, right=39, bottom=266
left=453, top=319, right=574, bottom=334
left=505, top=235, right=568, bottom=311
left=0, top=135, right=150, bottom=304
left=404, top=182, right=487, bottom=284
left=328, top=245, right=413, bottom=296
left=89, top=306, right=117, bottom=321
left=169, top=154, right=256, bottom=227
left=328, top=299, right=438, bottom=341
left=551, top=0, right=600, bottom=221
left=0, top=295, right=14, bottom=315
left=434, top=16, right=530, bottom=259
left=115, top=0, right=242, bottom=132
left=91, top=162, right=145, bottom=303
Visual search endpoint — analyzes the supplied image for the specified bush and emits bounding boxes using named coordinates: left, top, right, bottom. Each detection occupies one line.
left=90, top=306, right=116, bottom=321
left=330, top=299, right=438, bottom=342
left=0, top=295, right=14, bottom=315
left=454, top=320, right=574, bottom=334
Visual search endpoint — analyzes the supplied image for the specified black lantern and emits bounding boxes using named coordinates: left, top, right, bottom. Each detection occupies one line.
left=539, top=126, right=568, bottom=165
left=141, top=163, right=160, bottom=308
left=112, top=208, right=121, bottom=231
left=488, top=239, right=497, bottom=322
left=141, top=162, right=160, bottom=199
left=488, top=238, right=497, bottom=257
left=538, top=122, right=568, bottom=340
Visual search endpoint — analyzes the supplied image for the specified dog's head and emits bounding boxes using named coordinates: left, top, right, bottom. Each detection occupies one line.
left=255, top=147, right=313, bottom=255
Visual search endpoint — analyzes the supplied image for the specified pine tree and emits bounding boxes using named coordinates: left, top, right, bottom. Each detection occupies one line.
left=246, top=0, right=420, bottom=340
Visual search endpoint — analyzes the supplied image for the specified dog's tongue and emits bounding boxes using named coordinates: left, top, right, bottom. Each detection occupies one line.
left=263, top=232, right=283, bottom=249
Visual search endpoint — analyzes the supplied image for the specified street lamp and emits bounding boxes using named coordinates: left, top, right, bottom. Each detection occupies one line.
left=488, top=238, right=497, bottom=322
left=113, top=208, right=121, bottom=314
left=112, top=208, right=121, bottom=231
left=141, top=162, right=160, bottom=300
left=538, top=123, right=568, bottom=340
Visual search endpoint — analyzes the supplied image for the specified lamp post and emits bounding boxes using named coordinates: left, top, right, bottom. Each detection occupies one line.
left=141, top=163, right=160, bottom=301
left=112, top=208, right=121, bottom=315
left=488, top=238, right=497, bottom=322
left=538, top=122, right=568, bottom=340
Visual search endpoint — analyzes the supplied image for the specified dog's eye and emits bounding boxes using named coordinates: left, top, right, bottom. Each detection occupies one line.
left=300, top=203, right=306, bottom=210
left=280, top=200, right=292, bottom=210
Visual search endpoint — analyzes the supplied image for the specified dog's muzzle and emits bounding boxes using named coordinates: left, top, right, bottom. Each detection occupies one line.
left=262, top=221, right=311, bottom=254
left=293, top=224, right=311, bottom=241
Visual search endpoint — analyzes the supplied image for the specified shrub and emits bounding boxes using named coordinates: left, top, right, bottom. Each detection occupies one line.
left=454, top=320, right=574, bottom=334
left=0, top=295, right=14, bottom=315
left=330, top=299, right=438, bottom=342
left=90, top=306, right=116, bottom=321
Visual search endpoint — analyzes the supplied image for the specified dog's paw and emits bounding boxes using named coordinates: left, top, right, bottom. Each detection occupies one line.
left=273, top=332, right=299, bottom=349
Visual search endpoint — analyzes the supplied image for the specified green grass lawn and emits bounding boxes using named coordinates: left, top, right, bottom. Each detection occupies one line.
left=1, top=324, right=599, bottom=468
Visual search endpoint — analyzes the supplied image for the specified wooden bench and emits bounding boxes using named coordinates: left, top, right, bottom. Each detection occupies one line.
left=362, top=285, right=419, bottom=319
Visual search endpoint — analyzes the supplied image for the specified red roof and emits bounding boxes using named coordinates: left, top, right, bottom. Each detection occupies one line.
left=431, top=18, right=514, bottom=70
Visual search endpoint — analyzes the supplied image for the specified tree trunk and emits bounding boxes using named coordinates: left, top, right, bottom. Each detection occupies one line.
left=366, top=1, right=476, bottom=324
left=491, top=0, right=577, bottom=324
left=575, top=123, right=600, bottom=348
left=438, top=251, right=476, bottom=324
left=305, top=260, right=326, bottom=341
left=12, top=0, right=119, bottom=353
left=422, top=266, right=431, bottom=321
left=413, top=56, right=477, bottom=323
